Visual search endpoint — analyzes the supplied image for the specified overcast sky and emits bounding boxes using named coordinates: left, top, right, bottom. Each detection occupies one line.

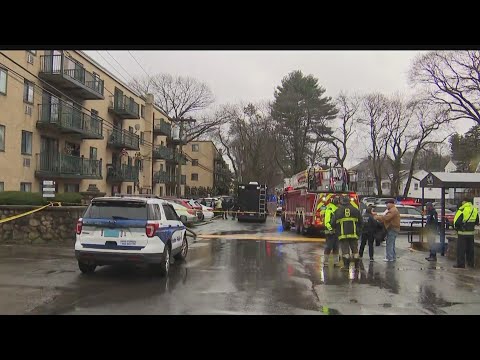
left=86, top=50, right=475, bottom=167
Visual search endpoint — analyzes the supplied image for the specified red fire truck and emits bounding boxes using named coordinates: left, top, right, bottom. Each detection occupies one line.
left=281, top=166, right=359, bottom=235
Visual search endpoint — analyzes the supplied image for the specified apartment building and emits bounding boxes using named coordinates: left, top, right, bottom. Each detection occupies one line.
left=0, top=50, right=185, bottom=196
left=182, top=140, right=231, bottom=196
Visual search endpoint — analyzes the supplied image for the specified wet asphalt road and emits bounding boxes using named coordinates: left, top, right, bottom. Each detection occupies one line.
left=1, top=217, right=480, bottom=314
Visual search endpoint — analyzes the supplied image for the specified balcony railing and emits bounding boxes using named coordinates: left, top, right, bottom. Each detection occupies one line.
left=153, top=119, right=172, bottom=137
left=152, top=146, right=174, bottom=160
left=107, top=129, right=140, bottom=150
left=37, top=102, right=103, bottom=139
left=107, top=164, right=139, bottom=183
left=39, top=54, right=104, bottom=100
left=154, top=171, right=176, bottom=184
left=35, top=153, right=102, bottom=179
left=109, top=94, right=140, bottom=119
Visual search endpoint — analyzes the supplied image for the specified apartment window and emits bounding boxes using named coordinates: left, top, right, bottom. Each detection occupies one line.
left=191, top=173, right=199, bottom=181
left=64, top=184, right=79, bottom=193
left=27, top=51, right=37, bottom=55
left=140, top=131, right=145, bottom=145
left=414, top=183, right=419, bottom=191
left=0, top=68, right=7, bottom=95
left=23, top=80, right=34, bottom=104
left=89, top=147, right=97, bottom=160
left=21, top=131, right=32, bottom=155
left=136, top=159, right=143, bottom=171
left=192, top=144, right=199, bottom=152
left=159, top=187, right=163, bottom=197
left=141, top=105, right=145, bottom=118
left=129, top=126, right=134, bottom=133
left=20, top=182, right=32, bottom=192
left=0, top=182, right=3, bottom=192
left=160, top=164, right=164, bottom=172
left=192, top=159, right=199, bottom=166
left=127, top=185, right=133, bottom=194
left=0, top=125, right=4, bottom=151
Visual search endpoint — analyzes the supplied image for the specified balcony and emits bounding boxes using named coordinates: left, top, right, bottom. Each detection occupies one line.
left=107, top=129, right=140, bottom=150
left=109, top=94, right=140, bottom=119
left=152, top=146, right=174, bottom=160
left=37, top=102, right=103, bottom=140
left=107, top=164, right=139, bottom=183
left=153, top=119, right=172, bottom=137
left=154, top=171, right=175, bottom=184
left=39, top=54, right=104, bottom=100
left=35, top=153, right=102, bottom=179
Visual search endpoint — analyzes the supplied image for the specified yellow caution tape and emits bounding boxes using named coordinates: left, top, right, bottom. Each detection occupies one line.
left=0, top=202, right=61, bottom=224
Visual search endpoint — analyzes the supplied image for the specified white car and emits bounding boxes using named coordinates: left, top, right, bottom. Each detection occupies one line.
left=200, top=204, right=214, bottom=219
left=75, top=196, right=187, bottom=276
left=167, top=200, right=198, bottom=225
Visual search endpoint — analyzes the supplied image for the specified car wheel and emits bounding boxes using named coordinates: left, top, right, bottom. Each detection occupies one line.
left=156, top=244, right=171, bottom=277
left=78, top=261, right=96, bottom=274
left=174, top=235, right=188, bottom=261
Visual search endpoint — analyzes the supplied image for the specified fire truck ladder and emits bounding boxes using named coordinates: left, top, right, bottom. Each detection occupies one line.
left=259, top=187, right=267, bottom=215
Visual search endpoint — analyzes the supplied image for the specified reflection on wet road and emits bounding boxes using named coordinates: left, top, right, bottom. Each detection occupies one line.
left=1, top=218, right=480, bottom=314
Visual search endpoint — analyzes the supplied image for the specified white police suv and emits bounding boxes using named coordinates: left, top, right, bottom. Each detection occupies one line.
left=75, top=196, right=187, bottom=276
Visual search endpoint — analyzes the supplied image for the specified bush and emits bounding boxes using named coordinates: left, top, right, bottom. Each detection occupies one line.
left=54, top=193, right=83, bottom=204
left=0, top=192, right=48, bottom=206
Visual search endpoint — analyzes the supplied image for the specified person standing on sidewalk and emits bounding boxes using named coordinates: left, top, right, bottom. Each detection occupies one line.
left=359, top=205, right=377, bottom=262
left=323, top=197, right=340, bottom=266
left=331, top=195, right=363, bottom=270
left=453, top=196, right=479, bottom=269
left=424, top=202, right=439, bottom=262
left=375, top=199, right=400, bottom=262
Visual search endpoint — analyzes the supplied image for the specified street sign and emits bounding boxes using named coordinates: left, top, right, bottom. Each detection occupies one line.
left=42, top=180, right=56, bottom=198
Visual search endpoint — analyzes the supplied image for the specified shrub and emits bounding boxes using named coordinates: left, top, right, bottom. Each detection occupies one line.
left=0, top=192, right=48, bottom=205
left=54, top=193, right=83, bottom=204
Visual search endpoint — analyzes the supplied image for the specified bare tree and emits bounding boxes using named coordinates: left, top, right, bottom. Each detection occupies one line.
left=402, top=100, right=454, bottom=197
left=358, top=93, right=391, bottom=196
left=130, top=74, right=218, bottom=142
left=409, top=51, right=480, bottom=125
left=316, top=92, right=360, bottom=168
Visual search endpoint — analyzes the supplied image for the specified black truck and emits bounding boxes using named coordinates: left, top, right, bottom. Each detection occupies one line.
left=236, top=182, right=267, bottom=222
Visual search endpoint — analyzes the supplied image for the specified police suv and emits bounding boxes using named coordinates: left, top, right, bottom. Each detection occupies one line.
left=75, top=195, right=187, bottom=276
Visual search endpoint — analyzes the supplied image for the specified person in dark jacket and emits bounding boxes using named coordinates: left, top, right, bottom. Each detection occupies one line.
left=332, top=195, right=363, bottom=270
left=221, top=198, right=229, bottom=219
left=359, top=205, right=377, bottom=262
left=231, top=198, right=239, bottom=220
left=424, top=202, right=439, bottom=262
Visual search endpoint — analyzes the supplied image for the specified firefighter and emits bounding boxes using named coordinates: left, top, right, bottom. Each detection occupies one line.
left=332, top=195, right=363, bottom=270
left=323, top=197, right=340, bottom=266
left=453, top=196, right=479, bottom=269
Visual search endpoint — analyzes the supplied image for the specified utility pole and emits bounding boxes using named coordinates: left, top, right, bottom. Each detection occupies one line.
left=175, top=117, right=196, bottom=198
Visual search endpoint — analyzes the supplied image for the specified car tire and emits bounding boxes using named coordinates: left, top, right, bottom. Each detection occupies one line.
left=155, top=244, right=171, bottom=277
left=174, top=235, right=188, bottom=261
left=78, top=261, right=96, bottom=274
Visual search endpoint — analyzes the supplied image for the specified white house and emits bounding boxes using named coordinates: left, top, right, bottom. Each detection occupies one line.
left=401, top=170, right=444, bottom=200
left=444, top=160, right=460, bottom=173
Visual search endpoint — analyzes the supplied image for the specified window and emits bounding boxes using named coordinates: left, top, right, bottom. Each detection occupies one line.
left=192, top=159, right=199, bottom=166
left=191, top=173, right=199, bottom=181
left=414, top=183, right=419, bottom=191
left=90, top=147, right=97, bottom=160
left=163, top=204, right=178, bottom=221
left=23, top=80, right=34, bottom=104
left=21, top=131, right=32, bottom=155
left=141, top=105, right=145, bottom=118
left=64, top=184, right=79, bottom=193
left=159, top=187, right=163, bottom=197
left=129, top=126, right=134, bottom=133
left=83, top=201, right=148, bottom=220
left=408, top=208, right=421, bottom=216
left=127, top=185, right=133, bottom=194
left=140, top=131, right=145, bottom=145
left=0, top=182, right=4, bottom=192
left=160, top=164, right=164, bottom=172
left=0, top=68, right=7, bottom=95
left=149, top=204, right=162, bottom=220
left=136, top=159, right=143, bottom=171
left=0, top=125, right=4, bottom=151
left=192, top=144, right=199, bottom=152
left=20, top=182, right=31, bottom=192
left=27, top=51, right=37, bottom=55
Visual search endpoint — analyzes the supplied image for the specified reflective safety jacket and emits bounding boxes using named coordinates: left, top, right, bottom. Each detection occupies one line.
left=454, top=202, right=479, bottom=235
left=332, top=203, right=362, bottom=240
left=324, top=202, right=338, bottom=235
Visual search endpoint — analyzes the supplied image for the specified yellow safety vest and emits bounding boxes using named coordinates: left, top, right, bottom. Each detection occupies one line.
left=454, top=202, right=479, bottom=235
left=324, top=203, right=338, bottom=234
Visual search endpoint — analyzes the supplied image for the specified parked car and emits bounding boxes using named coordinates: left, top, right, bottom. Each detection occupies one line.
left=184, top=199, right=205, bottom=220
left=435, top=208, right=456, bottom=229
left=373, top=204, right=423, bottom=229
left=173, top=199, right=203, bottom=222
left=200, top=204, right=215, bottom=219
left=433, top=202, right=457, bottom=212
left=375, top=198, right=396, bottom=205
left=166, top=200, right=199, bottom=225
left=75, top=196, right=187, bottom=276
left=362, top=197, right=377, bottom=206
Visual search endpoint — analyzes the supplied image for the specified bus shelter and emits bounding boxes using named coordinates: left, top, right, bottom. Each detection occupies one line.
left=419, top=172, right=480, bottom=248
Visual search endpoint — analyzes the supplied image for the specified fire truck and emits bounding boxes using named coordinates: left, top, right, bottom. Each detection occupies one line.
left=281, top=166, right=359, bottom=235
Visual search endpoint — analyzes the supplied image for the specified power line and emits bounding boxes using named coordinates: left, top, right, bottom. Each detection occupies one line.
left=127, top=51, right=150, bottom=77
left=105, top=51, right=136, bottom=84
left=95, top=51, right=130, bottom=85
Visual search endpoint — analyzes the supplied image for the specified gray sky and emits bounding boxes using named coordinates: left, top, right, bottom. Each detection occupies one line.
left=86, top=50, right=475, bottom=167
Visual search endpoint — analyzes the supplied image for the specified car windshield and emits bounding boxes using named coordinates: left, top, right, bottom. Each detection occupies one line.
left=84, top=201, right=148, bottom=220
